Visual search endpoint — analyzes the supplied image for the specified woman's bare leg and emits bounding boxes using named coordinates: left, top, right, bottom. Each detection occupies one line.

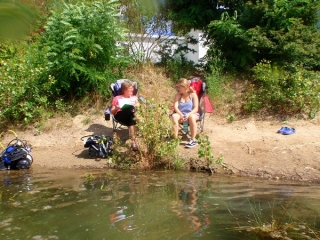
left=171, top=113, right=181, bottom=138
left=188, top=114, right=199, bottom=140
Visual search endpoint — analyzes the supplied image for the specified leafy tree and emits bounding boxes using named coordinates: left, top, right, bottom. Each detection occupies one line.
left=207, top=0, right=320, bottom=70
left=37, top=0, right=130, bottom=98
left=205, top=0, right=320, bottom=116
left=162, top=0, right=320, bottom=71
left=163, top=0, right=320, bottom=116
left=161, top=0, right=246, bottom=34
left=207, top=11, right=253, bottom=70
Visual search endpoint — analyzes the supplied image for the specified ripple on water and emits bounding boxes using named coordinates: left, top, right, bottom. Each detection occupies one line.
left=42, top=205, right=52, bottom=210
left=0, top=169, right=319, bottom=239
left=0, top=218, right=13, bottom=228
left=32, top=235, right=59, bottom=239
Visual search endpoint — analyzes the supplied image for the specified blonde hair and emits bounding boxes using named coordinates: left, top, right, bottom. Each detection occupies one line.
left=177, top=78, right=195, bottom=93
left=121, top=81, right=134, bottom=94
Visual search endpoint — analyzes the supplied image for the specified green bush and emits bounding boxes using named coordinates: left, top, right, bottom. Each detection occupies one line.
left=206, top=1, right=320, bottom=71
left=244, top=60, right=320, bottom=117
left=0, top=1, right=133, bottom=126
left=37, top=1, right=130, bottom=98
left=0, top=42, right=16, bottom=58
left=0, top=59, right=51, bottom=125
left=136, top=99, right=180, bottom=168
left=108, top=99, right=180, bottom=169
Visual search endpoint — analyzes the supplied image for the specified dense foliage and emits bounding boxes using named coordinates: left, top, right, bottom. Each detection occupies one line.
left=0, top=57, right=51, bottom=125
left=161, top=0, right=246, bottom=34
left=162, top=0, right=320, bottom=71
left=244, top=60, right=320, bottom=117
left=135, top=99, right=180, bottom=167
left=207, top=0, right=320, bottom=71
left=0, top=0, right=130, bottom=126
left=36, top=1, right=130, bottom=98
left=1, top=0, right=320, bottom=127
left=163, top=0, right=320, bottom=116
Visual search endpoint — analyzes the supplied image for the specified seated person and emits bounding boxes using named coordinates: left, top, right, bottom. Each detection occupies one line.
left=110, top=81, right=139, bottom=151
left=171, top=78, right=199, bottom=148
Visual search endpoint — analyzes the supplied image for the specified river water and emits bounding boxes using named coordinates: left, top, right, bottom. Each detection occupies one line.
left=0, top=166, right=319, bottom=240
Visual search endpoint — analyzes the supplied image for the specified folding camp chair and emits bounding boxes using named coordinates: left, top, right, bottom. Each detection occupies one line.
left=170, top=77, right=208, bottom=135
left=189, top=77, right=207, bottom=133
left=104, top=79, right=139, bottom=139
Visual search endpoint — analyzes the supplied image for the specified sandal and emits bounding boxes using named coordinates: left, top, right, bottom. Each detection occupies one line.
left=132, top=142, right=138, bottom=151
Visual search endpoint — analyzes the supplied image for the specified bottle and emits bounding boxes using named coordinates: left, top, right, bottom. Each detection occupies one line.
left=183, top=118, right=189, bottom=133
left=105, top=108, right=111, bottom=121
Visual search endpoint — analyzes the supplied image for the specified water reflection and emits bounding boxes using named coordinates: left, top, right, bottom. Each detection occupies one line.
left=172, top=186, right=211, bottom=237
left=0, top=167, right=319, bottom=239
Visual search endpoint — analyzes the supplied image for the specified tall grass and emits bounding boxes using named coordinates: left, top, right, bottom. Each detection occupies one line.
left=233, top=199, right=320, bottom=239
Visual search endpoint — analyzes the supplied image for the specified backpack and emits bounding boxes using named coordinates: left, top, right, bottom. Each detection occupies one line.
left=189, top=77, right=203, bottom=98
left=1, top=145, right=27, bottom=164
left=82, top=135, right=113, bottom=158
left=189, top=77, right=214, bottom=113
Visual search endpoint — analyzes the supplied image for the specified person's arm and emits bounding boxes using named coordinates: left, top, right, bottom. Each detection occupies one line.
left=110, top=105, right=118, bottom=115
left=173, top=94, right=184, bottom=119
left=111, top=96, right=120, bottom=115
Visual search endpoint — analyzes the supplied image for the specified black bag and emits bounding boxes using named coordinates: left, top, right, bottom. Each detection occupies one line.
left=82, top=135, right=113, bottom=158
left=2, top=146, right=27, bottom=163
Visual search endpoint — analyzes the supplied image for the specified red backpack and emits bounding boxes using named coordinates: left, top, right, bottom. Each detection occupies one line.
left=189, top=77, right=203, bottom=98
left=189, top=77, right=214, bottom=113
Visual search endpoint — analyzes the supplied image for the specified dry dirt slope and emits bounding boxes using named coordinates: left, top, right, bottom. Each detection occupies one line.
left=1, top=112, right=320, bottom=182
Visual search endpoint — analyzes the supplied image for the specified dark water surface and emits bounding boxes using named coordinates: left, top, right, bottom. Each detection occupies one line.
left=0, top=166, right=319, bottom=240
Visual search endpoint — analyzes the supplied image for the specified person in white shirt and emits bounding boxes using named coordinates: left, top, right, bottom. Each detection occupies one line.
left=111, top=81, right=140, bottom=151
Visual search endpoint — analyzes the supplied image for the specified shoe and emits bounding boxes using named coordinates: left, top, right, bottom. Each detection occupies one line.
left=132, top=142, right=138, bottom=151
left=283, top=128, right=296, bottom=135
left=185, top=140, right=197, bottom=148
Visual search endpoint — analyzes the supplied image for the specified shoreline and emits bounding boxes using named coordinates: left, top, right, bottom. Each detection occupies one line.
left=1, top=113, right=320, bottom=183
